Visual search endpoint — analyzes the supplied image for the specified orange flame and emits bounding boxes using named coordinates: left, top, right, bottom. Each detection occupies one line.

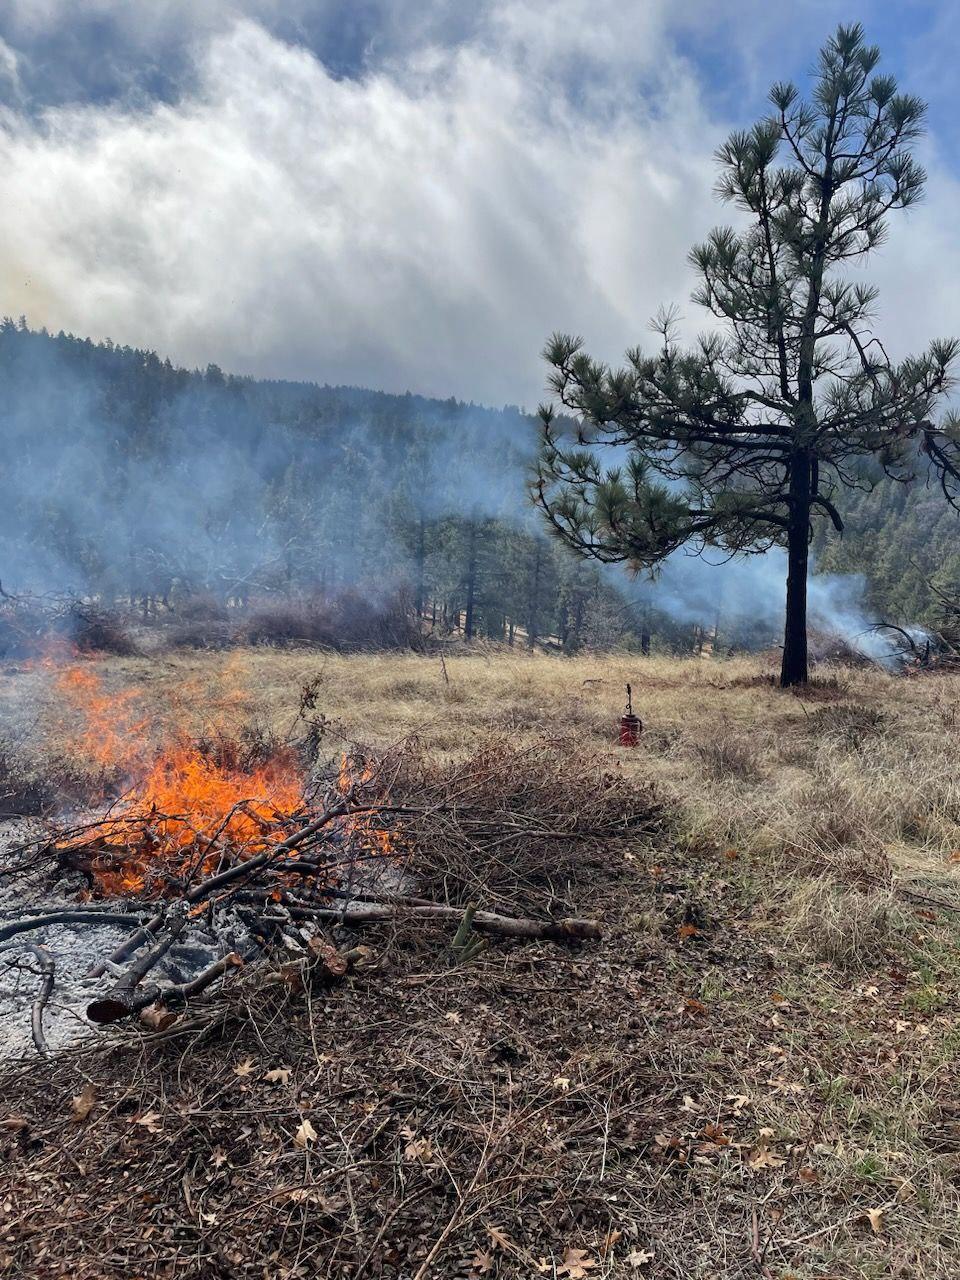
left=52, top=661, right=304, bottom=895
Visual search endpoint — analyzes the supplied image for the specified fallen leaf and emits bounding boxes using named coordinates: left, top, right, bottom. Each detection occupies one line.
left=487, top=1226, right=515, bottom=1252
left=70, top=1083, right=97, bottom=1123
left=135, top=1111, right=162, bottom=1133
left=0, top=1115, right=27, bottom=1133
left=600, top=1228, right=622, bottom=1256
left=233, top=1058, right=256, bottom=1078
left=865, top=1207, right=885, bottom=1235
left=294, top=1118, right=318, bottom=1148
left=677, top=923, right=701, bottom=942
left=558, top=1246, right=595, bottom=1278
left=471, top=1249, right=495, bottom=1275
left=748, top=1143, right=785, bottom=1171
left=404, top=1135, right=434, bottom=1162
left=701, top=1122, right=729, bottom=1145
left=553, top=1076, right=572, bottom=1092
left=263, top=1067, right=291, bottom=1085
left=627, top=1248, right=654, bottom=1268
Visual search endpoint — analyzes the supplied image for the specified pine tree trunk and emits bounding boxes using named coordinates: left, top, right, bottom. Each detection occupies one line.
left=414, top=512, right=426, bottom=620
left=464, top=526, right=478, bottom=641
left=781, top=454, right=811, bottom=688
left=527, top=541, right=543, bottom=649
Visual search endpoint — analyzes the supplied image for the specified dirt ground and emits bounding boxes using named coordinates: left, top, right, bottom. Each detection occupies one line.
left=1, top=648, right=959, bottom=1278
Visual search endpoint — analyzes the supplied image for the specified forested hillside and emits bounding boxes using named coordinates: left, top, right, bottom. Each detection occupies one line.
left=2, top=319, right=955, bottom=652
left=0, top=321, right=645, bottom=650
left=813, top=473, right=960, bottom=628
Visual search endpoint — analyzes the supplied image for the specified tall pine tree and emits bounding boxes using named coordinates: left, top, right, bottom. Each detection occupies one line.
left=535, top=24, right=960, bottom=685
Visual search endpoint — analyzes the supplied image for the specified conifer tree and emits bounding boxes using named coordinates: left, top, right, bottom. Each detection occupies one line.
left=534, top=24, right=960, bottom=685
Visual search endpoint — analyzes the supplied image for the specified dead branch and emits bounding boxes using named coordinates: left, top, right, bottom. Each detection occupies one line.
left=273, top=901, right=601, bottom=942
left=0, top=941, right=55, bottom=1054
left=0, top=910, right=153, bottom=944
left=86, top=911, right=188, bottom=1024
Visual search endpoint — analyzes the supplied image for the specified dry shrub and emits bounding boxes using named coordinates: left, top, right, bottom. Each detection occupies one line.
left=0, top=601, right=53, bottom=660
left=387, top=736, right=665, bottom=915
left=165, top=595, right=234, bottom=648
left=781, top=880, right=905, bottom=968
left=804, top=702, right=887, bottom=751
left=174, top=594, right=231, bottom=623
left=776, top=777, right=891, bottom=884
left=690, top=724, right=764, bottom=783
left=165, top=619, right=234, bottom=649
left=243, top=588, right=420, bottom=652
left=66, top=604, right=138, bottom=656
left=0, top=600, right=136, bottom=659
left=195, top=721, right=299, bottom=775
left=0, top=740, right=56, bottom=817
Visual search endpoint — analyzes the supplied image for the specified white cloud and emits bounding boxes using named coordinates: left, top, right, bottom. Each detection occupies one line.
left=0, top=2, right=720, bottom=402
left=0, top=37, right=19, bottom=89
left=0, top=0, right=957, bottom=405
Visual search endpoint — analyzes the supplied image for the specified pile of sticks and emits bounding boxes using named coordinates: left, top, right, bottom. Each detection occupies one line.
left=1, top=775, right=601, bottom=1053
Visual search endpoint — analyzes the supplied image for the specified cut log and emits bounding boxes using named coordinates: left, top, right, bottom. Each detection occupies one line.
left=279, top=901, right=601, bottom=941
left=86, top=911, right=187, bottom=1024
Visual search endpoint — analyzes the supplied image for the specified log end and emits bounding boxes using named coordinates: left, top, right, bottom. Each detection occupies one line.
left=556, top=918, right=602, bottom=941
left=86, top=995, right=134, bottom=1025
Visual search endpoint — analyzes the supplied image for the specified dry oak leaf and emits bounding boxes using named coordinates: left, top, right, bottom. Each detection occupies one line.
left=471, top=1249, right=495, bottom=1275
left=553, top=1076, right=572, bottom=1092
left=70, top=1083, right=97, bottom=1123
left=627, top=1249, right=654, bottom=1269
left=294, top=1118, right=318, bottom=1148
left=865, top=1207, right=886, bottom=1235
left=404, top=1135, right=434, bottom=1162
left=557, top=1247, right=596, bottom=1278
left=134, top=1111, right=162, bottom=1133
left=263, top=1067, right=291, bottom=1085
left=600, top=1228, right=622, bottom=1257
left=233, top=1058, right=256, bottom=1078
left=748, top=1143, right=785, bottom=1171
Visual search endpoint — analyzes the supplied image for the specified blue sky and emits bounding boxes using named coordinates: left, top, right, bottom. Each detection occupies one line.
left=0, top=1, right=958, bottom=404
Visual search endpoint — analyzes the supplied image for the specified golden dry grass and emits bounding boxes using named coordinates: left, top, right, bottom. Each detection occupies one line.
left=38, top=645, right=960, bottom=893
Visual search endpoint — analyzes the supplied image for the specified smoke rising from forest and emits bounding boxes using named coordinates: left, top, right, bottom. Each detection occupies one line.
left=0, top=321, right=906, bottom=659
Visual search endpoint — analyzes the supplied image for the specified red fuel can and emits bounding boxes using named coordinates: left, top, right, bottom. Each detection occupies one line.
left=619, top=713, right=641, bottom=746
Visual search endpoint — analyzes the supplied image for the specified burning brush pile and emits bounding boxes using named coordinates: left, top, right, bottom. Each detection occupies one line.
left=0, top=663, right=644, bottom=1057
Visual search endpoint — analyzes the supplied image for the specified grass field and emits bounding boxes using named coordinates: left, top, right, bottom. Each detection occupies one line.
left=2, top=648, right=960, bottom=1278
left=38, top=644, right=960, bottom=882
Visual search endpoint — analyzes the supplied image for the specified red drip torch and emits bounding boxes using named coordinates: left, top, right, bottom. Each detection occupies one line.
left=619, top=683, right=641, bottom=746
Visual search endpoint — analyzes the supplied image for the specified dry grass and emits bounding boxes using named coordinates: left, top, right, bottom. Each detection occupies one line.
left=26, top=645, right=960, bottom=888
left=2, top=647, right=960, bottom=1277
